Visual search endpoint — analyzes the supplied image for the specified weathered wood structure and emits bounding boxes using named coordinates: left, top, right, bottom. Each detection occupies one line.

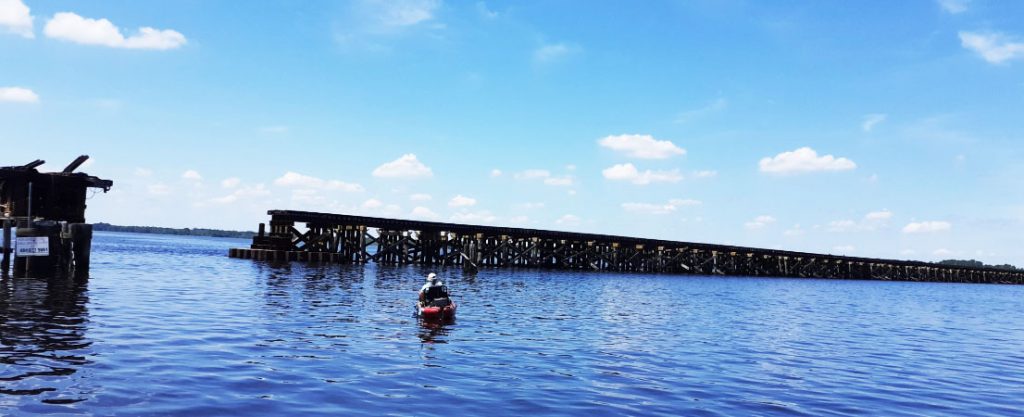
left=229, top=210, right=1023, bottom=285
left=0, top=156, right=112, bottom=278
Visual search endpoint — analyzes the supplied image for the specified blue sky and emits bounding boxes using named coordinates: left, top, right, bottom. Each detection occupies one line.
left=2, top=0, right=1023, bottom=264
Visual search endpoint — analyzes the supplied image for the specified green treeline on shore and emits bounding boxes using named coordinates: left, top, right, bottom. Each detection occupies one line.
left=93, top=222, right=255, bottom=239
left=938, top=259, right=1021, bottom=271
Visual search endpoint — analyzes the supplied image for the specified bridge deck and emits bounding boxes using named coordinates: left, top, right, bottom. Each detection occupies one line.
left=228, top=210, right=1023, bottom=285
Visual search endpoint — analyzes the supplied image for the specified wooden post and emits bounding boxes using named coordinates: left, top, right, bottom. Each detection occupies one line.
left=1, top=218, right=10, bottom=274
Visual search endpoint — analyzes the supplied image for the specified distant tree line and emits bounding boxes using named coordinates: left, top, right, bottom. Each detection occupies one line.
left=938, top=259, right=1021, bottom=271
left=93, top=222, right=255, bottom=239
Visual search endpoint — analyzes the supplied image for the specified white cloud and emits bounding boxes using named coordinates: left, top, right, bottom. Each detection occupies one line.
left=514, top=169, right=550, bottom=180
left=565, top=164, right=576, bottom=171
left=598, top=134, right=685, bottom=159
left=449, top=194, right=477, bottom=207
left=134, top=168, right=153, bottom=177
left=476, top=2, right=498, bottom=19
left=555, top=214, right=581, bottom=226
left=372, top=154, right=433, bottom=178
left=490, top=169, right=502, bottom=177
left=745, top=215, right=776, bottom=230
left=182, top=170, right=202, bottom=181
left=833, top=245, right=856, bottom=253
left=274, top=171, right=364, bottom=192
left=148, top=183, right=171, bottom=196
left=409, top=193, right=432, bottom=201
left=0, top=86, right=38, bottom=103
left=0, top=0, right=32, bottom=38
left=668, top=198, right=702, bottom=207
left=692, top=170, right=717, bottom=179
left=864, top=210, right=893, bottom=221
left=543, top=176, right=574, bottom=187
left=44, top=12, right=186, bottom=50
left=675, top=98, right=728, bottom=124
left=410, top=206, right=439, bottom=220
left=367, top=0, right=440, bottom=28
left=902, top=221, right=952, bottom=234
left=362, top=198, right=384, bottom=209
left=826, top=220, right=857, bottom=233
left=602, top=163, right=683, bottom=185
left=862, top=113, right=887, bottom=132
left=783, top=225, right=805, bottom=236
left=759, top=147, right=856, bottom=174
left=959, top=31, right=1024, bottom=64
left=900, top=249, right=917, bottom=256
left=221, top=177, right=241, bottom=188
left=517, top=202, right=545, bottom=210
left=533, top=42, right=578, bottom=63
left=933, top=248, right=954, bottom=257
left=622, top=202, right=677, bottom=215
left=938, top=0, right=969, bottom=14
left=259, top=125, right=288, bottom=134
left=451, top=210, right=497, bottom=224
left=210, top=184, right=270, bottom=205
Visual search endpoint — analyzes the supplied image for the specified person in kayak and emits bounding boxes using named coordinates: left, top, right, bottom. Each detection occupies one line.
left=419, top=273, right=451, bottom=308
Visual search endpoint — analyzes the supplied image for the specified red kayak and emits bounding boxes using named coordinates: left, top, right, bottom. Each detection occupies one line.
left=418, top=300, right=457, bottom=321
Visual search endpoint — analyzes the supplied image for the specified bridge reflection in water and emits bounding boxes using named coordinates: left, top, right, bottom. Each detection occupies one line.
left=229, top=210, right=1023, bottom=285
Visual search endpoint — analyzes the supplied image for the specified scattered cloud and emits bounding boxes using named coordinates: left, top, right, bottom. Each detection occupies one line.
left=900, top=249, right=918, bottom=256
left=274, top=171, right=364, bottom=191
left=602, top=163, right=683, bottom=185
left=543, top=176, right=574, bottom=187
left=598, top=134, right=685, bottom=159
left=0, top=0, right=33, bottom=38
left=745, top=215, right=776, bottom=230
left=451, top=210, right=497, bottom=224
left=259, top=125, right=288, bottom=134
left=555, top=214, right=581, bottom=226
left=833, top=245, right=856, bottom=253
left=134, top=168, right=153, bottom=177
left=410, top=206, right=439, bottom=220
left=148, top=183, right=171, bottom=196
left=181, top=170, right=202, bottom=181
left=864, top=210, right=893, bottom=221
left=783, top=225, right=805, bottom=236
left=490, top=169, right=502, bottom=177
left=933, top=248, right=954, bottom=257
left=959, top=31, right=1024, bottom=64
left=902, top=221, right=952, bottom=234
left=409, top=193, right=432, bottom=201
left=210, top=184, right=270, bottom=205
left=862, top=113, right=887, bottom=132
left=621, top=198, right=700, bottom=215
left=221, top=177, right=241, bottom=188
left=448, top=194, right=477, bottom=207
left=364, top=0, right=440, bottom=29
left=674, top=98, right=728, bottom=124
left=517, top=202, right=545, bottom=210
left=372, top=154, right=433, bottom=178
left=938, top=0, right=969, bottom=14
left=826, top=220, right=857, bottom=232
left=622, top=202, right=677, bottom=215
left=362, top=198, right=384, bottom=209
left=565, top=164, right=576, bottom=171
left=0, top=86, right=38, bottom=103
left=692, top=170, right=717, bottom=179
left=514, top=169, right=551, bottom=180
left=476, top=1, right=498, bottom=19
left=533, top=42, right=579, bottom=64
left=44, top=12, right=186, bottom=50
left=759, top=147, right=856, bottom=174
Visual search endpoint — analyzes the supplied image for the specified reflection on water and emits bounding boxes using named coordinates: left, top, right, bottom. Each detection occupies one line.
left=0, top=276, right=91, bottom=405
left=2, top=232, right=1024, bottom=416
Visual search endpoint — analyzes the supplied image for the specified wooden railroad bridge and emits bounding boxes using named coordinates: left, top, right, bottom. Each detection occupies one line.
left=229, top=210, right=1024, bottom=285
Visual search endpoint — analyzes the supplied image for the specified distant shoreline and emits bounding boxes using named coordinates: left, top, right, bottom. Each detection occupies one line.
left=93, top=222, right=255, bottom=239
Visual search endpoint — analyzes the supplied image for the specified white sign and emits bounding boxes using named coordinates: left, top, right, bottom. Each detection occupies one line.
left=16, top=236, right=49, bottom=257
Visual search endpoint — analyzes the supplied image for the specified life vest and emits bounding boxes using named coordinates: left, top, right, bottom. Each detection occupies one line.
left=423, top=283, right=449, bottom=301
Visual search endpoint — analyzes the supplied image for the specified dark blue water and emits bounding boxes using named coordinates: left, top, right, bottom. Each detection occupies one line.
left=2, top=232, right=1023, bottom=416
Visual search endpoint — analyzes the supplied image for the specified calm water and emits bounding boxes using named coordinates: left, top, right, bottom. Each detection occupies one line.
left=1, top=232, right=1023, bottom=416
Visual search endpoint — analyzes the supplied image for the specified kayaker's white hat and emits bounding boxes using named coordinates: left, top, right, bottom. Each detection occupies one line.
left=426, top=273, right=437, bottom=281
